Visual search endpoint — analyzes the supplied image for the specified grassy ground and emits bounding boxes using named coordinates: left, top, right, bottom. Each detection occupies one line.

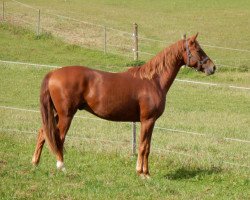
left=0, top=133, right=249, bottom=200
left=2, top=0, right=250, bottom=66
left=0, top=23, right=249, bottom=199
left=0, top=1, right=250, bottom=199
left=5, top=0, right=250, bottom=45
left=0, top=23, right=129, bottom=71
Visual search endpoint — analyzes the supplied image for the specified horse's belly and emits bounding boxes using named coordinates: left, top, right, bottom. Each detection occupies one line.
left=85, top=97, right=140, bottom=122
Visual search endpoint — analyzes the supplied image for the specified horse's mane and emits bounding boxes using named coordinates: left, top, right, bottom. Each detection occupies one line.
left=128, top=40, right=184, bottom=79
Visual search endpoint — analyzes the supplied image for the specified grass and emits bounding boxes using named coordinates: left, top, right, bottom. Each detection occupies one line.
left=6, top=0, right=250, bottom=44
left=0, top=1, right=250, bottom=199
left=3, top=0, right=250, bottom=66
left=1, top=133, right=249, bottom=200
left=0, top=23, right=129, bottom=71
left=0, top=22, right=249, bottom=86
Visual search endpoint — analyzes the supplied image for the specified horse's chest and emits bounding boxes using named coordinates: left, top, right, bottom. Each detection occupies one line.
left=139, top=92, right=166, bottom=119
left=151, top=98, right=166, bottom=116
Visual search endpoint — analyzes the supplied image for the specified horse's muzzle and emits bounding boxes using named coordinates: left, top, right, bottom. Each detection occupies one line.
left=205, top=65, right=216, bottom=75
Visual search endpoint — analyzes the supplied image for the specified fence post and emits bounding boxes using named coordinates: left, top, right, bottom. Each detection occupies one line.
left=132, top=121, right=136, bottom=155
left=182, top=33, right=186, bottom=68
left=2, top=1, right=5, bottom=21
left=36, top=9, right=41, bottom=36
left=131, top=23, right=138, bottom=155
left=133, top=23, right=138, bottom=60
left=104, top=26, right=107, bottom=54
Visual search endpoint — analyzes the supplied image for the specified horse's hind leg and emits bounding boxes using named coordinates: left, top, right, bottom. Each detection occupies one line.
left=55, top=114, right=73, bottom=171
left=32, top=128, right=45, bottom=166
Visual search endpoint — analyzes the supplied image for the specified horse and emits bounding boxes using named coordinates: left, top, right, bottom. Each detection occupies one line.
left=32, top=33, right=216, bottom=178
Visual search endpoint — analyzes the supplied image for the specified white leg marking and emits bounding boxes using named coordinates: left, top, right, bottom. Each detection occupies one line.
left=56, top=160, right=66, bottom=172
left=136, top=157, right=141, bottom=172
left=32, top=156, right=36, bottom=164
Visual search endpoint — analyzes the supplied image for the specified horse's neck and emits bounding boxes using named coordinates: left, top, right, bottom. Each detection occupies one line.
left=128, top=40, right=185, bottom=94
left=157, top=43, right=184, bottom=94
left=158, top=63, right=182, bottom=94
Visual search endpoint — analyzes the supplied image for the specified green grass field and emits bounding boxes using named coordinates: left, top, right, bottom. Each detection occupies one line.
left=0, top=0, right=250, bottom=199
left=2, top=0, right=250, bottom=65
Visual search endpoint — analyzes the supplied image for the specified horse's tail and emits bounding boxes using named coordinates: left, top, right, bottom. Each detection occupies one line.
left=40, top=72, right=59, bottom=155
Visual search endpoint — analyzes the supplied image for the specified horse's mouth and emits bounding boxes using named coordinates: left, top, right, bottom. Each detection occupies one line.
left=205, top=66, right=216, bottom=75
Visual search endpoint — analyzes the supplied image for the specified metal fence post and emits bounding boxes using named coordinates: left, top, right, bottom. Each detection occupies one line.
left=132, top=121, right=136, bottom=155
left=131, top=23, right=138, bottom=155
left=104, top=26, right=107, bottom=54
left=133, top=23, right=138, bottom=60
left=2, top=1, right=5, bottom=21
left=36, top=9, right=41, bottom=36
left=182, top=33, right=186, bottom=68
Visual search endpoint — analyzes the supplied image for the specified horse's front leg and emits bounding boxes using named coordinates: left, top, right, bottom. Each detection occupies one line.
left=136, top=119, right=155, bottom=178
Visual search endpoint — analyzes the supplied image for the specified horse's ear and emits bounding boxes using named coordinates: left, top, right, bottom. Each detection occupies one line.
left=189, top=33, right=198, bottom=44
left=194, top=32, right=199, bottom=41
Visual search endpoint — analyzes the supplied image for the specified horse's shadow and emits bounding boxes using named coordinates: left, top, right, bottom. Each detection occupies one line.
left=164, top=166, right=222, bottom=180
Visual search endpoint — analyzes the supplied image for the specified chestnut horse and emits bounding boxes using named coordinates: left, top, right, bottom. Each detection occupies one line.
left=32, top=34, right=215, bottom=177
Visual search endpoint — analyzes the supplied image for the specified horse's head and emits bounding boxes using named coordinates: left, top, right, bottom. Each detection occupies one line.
left=183, top=33, right=216, bottom=75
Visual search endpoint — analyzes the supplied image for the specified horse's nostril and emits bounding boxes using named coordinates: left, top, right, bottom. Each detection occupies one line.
left=213, top=66, right=216, bottom=71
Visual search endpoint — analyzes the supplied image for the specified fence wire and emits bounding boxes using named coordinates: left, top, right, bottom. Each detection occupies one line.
left=1, top=0, right=249, bottom=69
left=0, top=105, right=249, bottom=170
left=0, top=0, right=249, bottom=170
left=1, top=59, right=249, bottom=90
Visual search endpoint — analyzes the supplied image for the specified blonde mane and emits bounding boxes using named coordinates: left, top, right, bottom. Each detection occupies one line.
left=128, top=41, right=184, bottom=79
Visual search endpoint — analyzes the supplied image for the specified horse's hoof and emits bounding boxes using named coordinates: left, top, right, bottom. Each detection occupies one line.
left=32, top=163, right=38, bottom=167
left=60, top=167, right=67, bottom=173
left=57, top=166, right=67, bottom=173
left=56, top=161, right=66, bottom=173
left=145, top=174, right=151, bottom=179
left=139, top=173, right=146, bottom=179
left=31, top=157, right=38, bottom=166
left=137, top=173, right=151, bottom=180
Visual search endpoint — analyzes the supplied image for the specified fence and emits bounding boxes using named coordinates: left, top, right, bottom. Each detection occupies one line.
left=1, top=105, right=250, bottom=169
left=1, top=65, right=250, bottom=169
left=1, top=59, right=250, bottom=90
left=1, top=59, right=250, bottom=156
left=1, top=0, right=250, bottom=68
left=0, top=0, right=249, bottom=170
